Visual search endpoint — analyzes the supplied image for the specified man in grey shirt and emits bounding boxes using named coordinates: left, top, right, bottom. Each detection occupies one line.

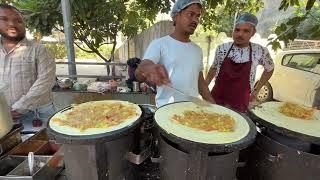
left=0, top=4, right=56, bottom=130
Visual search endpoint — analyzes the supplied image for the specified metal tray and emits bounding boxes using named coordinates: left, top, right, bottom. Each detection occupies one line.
left=0, top=128, right=64, bottom=180
left=0, top=156, right=26, bottom=176
left=0, top=124, right=23, bottom=157
left=7, top=129, right=60, bottom=156
left=8, top=141, right=47, bottom=156
left=0, top=155, right=64, bottom=180
left=28, top=130, right=49, bottom=141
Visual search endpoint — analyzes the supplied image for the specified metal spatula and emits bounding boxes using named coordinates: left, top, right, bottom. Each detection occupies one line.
left=165, top=85, right=211, bottom=106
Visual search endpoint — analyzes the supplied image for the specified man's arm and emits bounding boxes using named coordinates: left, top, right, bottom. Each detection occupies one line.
left=205, top=67, right=216, bottom=85
left=255, top=69, right=274, bottom=92
left=198, top=71, right=215, bottom=103
left=12, top=46, right=56, bottom=111
left=11, top=110, right=22, bottom=120
left=135, top=59, right=170, bottom=85
left=251, top=47, right=275, bottom=101
left=251, top=69, right=274, bottom=101
left=205, top=45, right=221, bottom=85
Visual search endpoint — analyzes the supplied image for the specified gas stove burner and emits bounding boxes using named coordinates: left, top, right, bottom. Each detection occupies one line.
left=139, top=104, right=157, bottom=131
left=140, top=104, right=156, bottom=115
left=144, top=120, right=155, bottom=131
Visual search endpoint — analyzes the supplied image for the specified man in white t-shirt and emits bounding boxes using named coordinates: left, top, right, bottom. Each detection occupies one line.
left=206, top=13, right=274, bottom=113
left=135, top=0, right=214, bottom=107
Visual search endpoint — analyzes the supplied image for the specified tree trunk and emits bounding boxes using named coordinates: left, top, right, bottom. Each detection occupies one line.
left=34, top=31, right=43, bottom=42
left=110, top=38, right=117, bottom=77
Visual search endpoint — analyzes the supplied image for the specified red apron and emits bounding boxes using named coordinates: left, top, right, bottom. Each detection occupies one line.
left=211, top=43, right=252, bottom=113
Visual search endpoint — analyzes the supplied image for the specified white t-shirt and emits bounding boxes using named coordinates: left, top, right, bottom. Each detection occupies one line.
left=143, top=35, right=203, bottom=107
left=212, top=42, right=274, bottom=91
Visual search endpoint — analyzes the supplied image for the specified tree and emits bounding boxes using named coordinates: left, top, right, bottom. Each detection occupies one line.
left=13, top=0, right=263, bottom=61
left=296, top=7, right=320, bottom=40
left=201, top=0, right=264, bottom=36
left=14, top=0, right=62, bottom=42
left=12, top=0, right=171, bottom=75
left=14, top=0, right=170, bottom=62
left=69, top=0, right=171, bottom=63
left=269, top=0, right=320, bottom=50
left=7, top=0, right=318, bottom=54
left=0, top=0, right=15, bottom=3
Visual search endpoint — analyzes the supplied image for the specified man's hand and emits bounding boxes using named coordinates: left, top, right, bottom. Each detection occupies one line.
left=144, top=64, right=170, bottom=85
left=207, top=98, right=216, bottom=104
left=250, top=89, right=259, bottom=102
left=198, top=71, right=216, bottom=104
left=136, top=60, right=170, bottom=86
left=11, top=110, right=22, bottom=120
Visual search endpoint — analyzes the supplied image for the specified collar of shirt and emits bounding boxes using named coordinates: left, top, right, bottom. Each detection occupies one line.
left=228, top=45, right=251, bottom=63
left=0, top=37, right=29, bottom=54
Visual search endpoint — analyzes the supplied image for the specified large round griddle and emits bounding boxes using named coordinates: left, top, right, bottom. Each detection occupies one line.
left=155, top=102, right=257, bottom=153
left=249, top=101, right=320, bottom=145
left=47, top=100, right=142, bottom=144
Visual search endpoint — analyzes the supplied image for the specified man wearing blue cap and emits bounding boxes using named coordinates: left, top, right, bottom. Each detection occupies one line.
left=135, top=0, right=214, bottom=107
left=206, top=13, right=274, bottom=113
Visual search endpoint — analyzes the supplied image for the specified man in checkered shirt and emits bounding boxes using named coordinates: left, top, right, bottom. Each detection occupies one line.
left=0, top=4, right=56, bottom=130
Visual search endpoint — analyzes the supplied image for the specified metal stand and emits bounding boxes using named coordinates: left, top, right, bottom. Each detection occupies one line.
left=63, top=134, right=134, bottom=180
left=159, top=136, right=239, bottom=180
left=238, top=132, right=320, bottom=180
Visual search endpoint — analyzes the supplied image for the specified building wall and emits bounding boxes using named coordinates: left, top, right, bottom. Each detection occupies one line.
left=117, top=21, right=174, bottom=62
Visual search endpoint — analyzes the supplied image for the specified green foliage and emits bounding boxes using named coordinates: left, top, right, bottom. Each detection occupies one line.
left=279, top=0, right=300, bottom=11
left=45, top=43, right=67, bottom=59
left=75, top=44, right=112, bottom=60
left=270, top=0, right=320, bottom=50
left=44, top=42, right=112, bottom=60
left=11, top=0, right=264, bottom=57
left=74, top=48, right=96, bottom=59
left=201, top=0, right=264, bottom=36
left=0, top=0, right=15, bottom=3
left=14, top=0, right=171, bottom=62
left=295, top=5, right=320, bottom=40
left=14, top=0, right=62, bottom=36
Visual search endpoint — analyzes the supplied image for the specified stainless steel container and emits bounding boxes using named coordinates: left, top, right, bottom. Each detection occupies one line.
left=0, top=124, right=23, bottom=157
left=133, top=81, right=140, bottom=92
left=0, top=83, right=13, bottom=139
left=0, top=129, right=64, bottom=180
left=0, top=155, right=64, bottom=180
left=57, top=78, right=74, bottom=89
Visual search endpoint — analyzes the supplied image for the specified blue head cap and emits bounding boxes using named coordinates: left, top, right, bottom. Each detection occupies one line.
left=170, top=0, right=203, bottom=19
left=235, top=13, right=258, bottom=27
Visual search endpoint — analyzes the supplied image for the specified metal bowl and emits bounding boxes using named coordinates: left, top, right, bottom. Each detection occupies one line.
left=57, top=78, right=74, bottom=89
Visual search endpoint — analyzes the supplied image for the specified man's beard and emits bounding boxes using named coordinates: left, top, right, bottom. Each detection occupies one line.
left=0, top=31, right=25, bottom=42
